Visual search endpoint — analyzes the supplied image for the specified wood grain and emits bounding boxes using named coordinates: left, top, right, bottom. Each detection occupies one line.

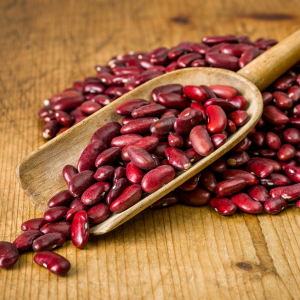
left=1, top=0, right=300, bottom=299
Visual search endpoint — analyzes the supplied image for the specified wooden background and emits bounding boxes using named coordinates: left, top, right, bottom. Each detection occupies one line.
left=1, top=0, right=300, bottom=299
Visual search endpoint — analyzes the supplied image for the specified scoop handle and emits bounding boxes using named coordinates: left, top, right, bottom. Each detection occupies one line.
left=237, top=29, right=300, bottom=91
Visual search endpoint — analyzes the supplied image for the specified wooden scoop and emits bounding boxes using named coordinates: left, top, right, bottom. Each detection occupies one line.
left=17, top=30, right=300, bottom=235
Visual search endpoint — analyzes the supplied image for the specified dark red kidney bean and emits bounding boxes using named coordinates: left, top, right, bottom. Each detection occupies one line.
left=34, top=251, right=71, bottom=275
left=134, top=70, right=164, bottom=86
left=42, top=112, right=56, bottom=122
left=54, top=111, right=74, bottom=127
left=191, top=42, right=210, bottom=54
left=126, top=162, right=145, bottom=184
left=168, top=133, right=184, bottom=148
left=245, top=160, right=273, bottom=178
left=161, top=108, right=180, bottom=118
left=127, top=146, right=158, bottom=170
left=226, top=119, right=237, bottom=133
left=13, top=230, right=43, bottom=252
left=131, top=104, right=165, bottom=118
left=83, top=80, right=105, bottom=94
left=91, top=122, right=122, bottom=145
left=190, top=102, right=207, bottom=122
left=260, top=173, right=292, bottom=187
left=184, top=148, right=202, bottom=163
left=51, top=95, right=84, bottom=111
left=47, top=190, right=74, bottom=208
left=232, top=137, right=251, bottom=152
left=161, top=159, right=169, bottom=165
left=121, top=117, right=159, bottom=135
left=87, top=203, right=110, bottom=224
left=141, top=165, right=175, bottom=193
left=277, top=144, right=296, bottom=161
left=91, top=94, right=113, bottom=106
left=220, top=43, right=251, bottom=56
left=151, top=192, right=179, bottom=209
left=178, top=107, right=192, bottom=118
left=238, top=47, right=260, bottom=68
left=39, top=105, right=54, bottom=118
left=110, top=184, right=143, bottom=212
left=211, top=133, right=227, bottom=148
left=50, top=90, right=82, bottom=103
left=266, top=132, right=281, bottom=150
left=288, top=85, right=300, bottom=103
left=66, top=204, right=89, bottom=222
left=40, top=222, right=71, bottom=239
left=249, top=149, right=277, bottom=158
left=110, top=134, right=142, bottom=148
left=283, top=128, right=300, bottom=144
left=106, top=178, right=128, bottom=205
left=269, top=186, right=286, bottom=198
left=183, top=86, right=208, bottom=102
left=274, top=75, right=296, bottom=91
left=111, top=65, right=142, bottom=75
left=206, top=105, right=227, bottom=134
left=0, top=242, right=19, bottom=268
left=247, top=185, right=269, bottom=203
left=178, top=188, right=211, bottom=206
left=262, top=92, right=273, bottom=106
left=62, top=165, right=78, bottom=185
left=202, top=35, right=238, bottom=45
left=252, top=132, right=266, bottom=148
left=204, top=98, right=236, bottom=113
left=255, top=117, right=267, bottom=129
left=69, top=197, right=83, bottom=209
left=228, top=96, right=247, bottom=110
left=209, top=198, right=237, bottom=216
left=206, top=53, right=239, bottom=71
left=273, top=91, right=293, bottom=110
left=150, top=116, right=176, bottom=136
left=165, top=148, right=191, bottom=170
left=152, top=142, right=169, bottom=159
left=177, top=53, right=202, bottom=68
left=122, top=117, right=134, bottom=125
left=280, top=183, right=300, bottom=201
left=71, top=110, right=87, bottom=124
left=288, top=118, right=300, bottom=129
left=209, top=158, right=227, bottom=173
left=227, top=110, right=248, bottom=127
left=222, top=169, right=259, bottom=186
left=95, top=147, right=121, bottom=167
left=227, top=151, right=250, bottom=167
left=209, top=85, right=239, bottom=99
left=151, top=133, right=168, bottom=142
left=264, top=197, right=288, bottom=214
left=151, top=84, right=183, bottom=102
left=174, top=109, right=203, bottom=135
left=293, top=104, right=300, bottom=116
left=80, top=101, right=102, bottom=114
left=157, top=93, right=190, bottom=110
left=21, top=218, right=47, bottom=231
left=168, top=47, right=185, bottom=60
left=113, top=167, right=126, bottom=183
left=44, top=207, right=69, bottom=223
left=249, top=157, right=282, bottom=173
left=179, top=173, right=201, bottom=191
left=81, top=182, right=111, bottom=205
left=32, top=233, right=66, bottom=252
left=215, top=178, right=247, bottom=197
left=77, top=140, right=107, bottom=172
left=43, top=120, right=59, bottom=139
left=111, top=74, right=137, bottom=85
left=281, top=160, right=298, bottom=167
left=165, top=61, right=180, bottom=73
left=185, top=136, right=192, bottom=148
left=94, top=165, right=115, bottom=181
left=282, top=165, right=300, bottom=183
left=263, top=106, right=289, bottom=125
left=190, top=125, right=214, bottom=156
left=71, top=211, right=89, bottom=249
left=190, top=59, right=206, bottom=66
left=230, top=193, right=264, bottom=213
left=200, top=170, right=217, bottom=192
left=68, top=170, right=95, bottom=197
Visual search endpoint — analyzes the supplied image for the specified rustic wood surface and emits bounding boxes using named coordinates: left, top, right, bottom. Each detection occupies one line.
left=1, top=0, right=300, bottom=299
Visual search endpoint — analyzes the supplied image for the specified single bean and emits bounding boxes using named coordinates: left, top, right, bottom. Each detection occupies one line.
left=62, top=165, right=78, bottom=185
left=127, top=146, right=158, bottom=170
left=227, top=151, right=250, bottom=167
left=178, top=188, right=211, bottom=206
left=200, top=170, right=217, bottom=193
left=273, top=91, right=293, bottom=110
left=87, top=203, right=110, bottom=224
left=113, top=167, right=126, bottom=183
left=40, top=222, right=72, bottom=239
left=204, top=98, right=235, bottom=113
left=264, top=197, right=288, bottom=214
left=95, top=147, right=121, bottom=167
left=230, top=193, right=264, bottom=213
left=68, top=170, right=95, bottom=197
left=157, top=93, right=190, bottom=110
left=232, top=137, right=252, bottom=152
left=283, top=165, right=300, bottom=183
left=55, top=111, right=74, bottom=127
left=32, top=233, right=66, bottom=252
left=21, top=218, right=47, bottom=231
left=150, top=116, right=176, bottom=136
left=252, top=132, right=266, bottom=148
left=13, top=230, right=43, bottom=252
left=227, top=95, right=247, bottom=110
left=184, top=148, right=202, bottom=163
left=81, top=182, right=111, bottom=205
left=151, top=84, right=183, bottom=102
left=168, top=132, right=184, bottom=148
left=247, top=185, right=269, bottom=203
left=165, top=148, right=191, bottom=170
left=43, top=120, right=59, bottom=139
left=227, top=110, right=248, bottom=126
left=91, top=122, right=122, bottom=145
left=260, top=173, right=292, bottom=187
left=215, top=178, right=247, bottom=197
left=269, top=186, right=286, bottom=198
left=0, top=242, right=19, bottom=268
left=206, top=105, right=227, bottom=134
left=179, top=173, right=201, bottom=191
left=209, top=198, right=237, bottom=215
left=174, top=109, right=203, bottom=135
left=115, top=99, right=149, bottom=115
left=66, top=204, right=89, bottom=222
left=44, top=207, right=69, bottom=223
left=190, top=125, right=214, bottom=156
left=183, top=86, right=208, bottom=102
left=94, top=165, right=115, bottom=181
left=222, top=169, right=259, bottom=186
left=69, top=197, right=84, bottom=209
left=263, top=106, right=289, bottom=125
left=151, top=192, right=179, bottom=209
left=209, top=85, right=239, bottom=99
left=266, top=132, right=281, bottom=150
left=121, top=117, right=159, bottom=135
left=277, top=144, right=296, bottom=161
left=110, top=134, right=142, bottom=148
left=245, top=160, right=274, bottom=178
left=71, top=211, right=89, bottom=249
left=280, top=183, right=300, bottom=201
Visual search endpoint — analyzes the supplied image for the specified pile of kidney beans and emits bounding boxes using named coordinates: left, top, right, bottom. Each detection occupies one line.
left=1, top=34, right=300, bottom=275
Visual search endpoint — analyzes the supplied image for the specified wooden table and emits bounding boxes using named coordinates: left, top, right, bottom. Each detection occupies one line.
left=1, top=0, right=300, bottom=299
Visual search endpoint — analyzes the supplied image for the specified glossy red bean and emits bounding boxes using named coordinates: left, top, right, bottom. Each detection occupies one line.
left=91, top=122, right=122, bottom=145
left=131, top=103, right=165, bottom=118
left=161, top=108, right=180, bottom=118
left=71, top=211, right=89, bottom=249
left=94, top=165, right=114, bottom=181
left=65, top=204, right=89, bottom=222
left=110, top=134, right=142, bottom=148
left=262, top=92, right=273, bottom=106
left=252, top=132, right=266, bottom=148
left=69, top=197, right=83, bottom=209
left=263, top=106, right=289, bottom=125
left=238, top=47, right=260, bottom=68
left=226, top=119, right=237, bottom=133
left=177, top=53, right=203, bottom=68
left=126, top=162, right=145, bottom=184
left=190, top=102, right=207, bottom=122
left=274, top=75, right=295, bottom=91
left=288, top=85, right=300, bottom=103
left=34, top=251, right=71, bottom=275
left=134, top=70, right=163, bottom=86
left=269, top=186, right=286, bottom=198
left=174, top=109, right=203, bottom=135
left=68, top=170, right=95, bottom=197
left=157, top=93, right=190, bottom=110
left=21, top=218, right=47, bottom=232
left=227, top=151, right=250, bottom=167
left=178, top=188, right=211, bottom=206
left=249, top=149, right=277, bottom=158
left=209, top=85, right=239, bottom=99
left=277, top=144, right=296, bottom=161
left=113, top=166, right=126, bottom=183
left=32, top=233, right=66, bottom=252
left=230, top=193, right=263, bottom=213
left=151, top=84, right=183, bottom=102
left=190, top=125, right=214, bottom=156
left=220, top=43, right=251, bottom=56
left=83, top=80, right=105, bottom=94
left=206, top=105, right=227, bottom=134
left=81, top=182, right=110, bottom=205
left=260, top=173, right=292, bottom=187
left=184, top=148, right=202, bottom=164
left=150, top=116, right=176, bottom=136
left=179, top=173, right=201, bottom=191
left=40, top=222, right=71, bottom=239
left=209, top=198, right=237, bottom=216
left=266, top=132, right=281, bottom=150
left=87, top=203, right=110, bottom=224
left=280, top=183, right=300, bottom=201
left=264, top=197, right=288, bottom=214
left=273, top=91, right=293, bottom=110
left=47, top=190, right=74, bottom=208
left=62, top=165, right=78, bottom=185
left=245, top=160, right=273, bottom=178
left=215, top=178, right=247, bottom=197
left=227, top=96, right=247, bottom=110
left=91, top=94, right=113, bottom=106
left=127, top=146, right=158, bottom=170
left=200, top=170, right=217, bottom=192
left=54, top=111, right=74, bottom=127
left=206, top=53, right=239, bottom=71
left=51, top=95, right=84, bottom=112
left=222, top=169, right=259, bottom=186
left=202, top=35, right=238, bottom=45
left=168, top=132, right=184, bottom=148
left=13, top=230, right=43, bottom=252
left=227, top=110, right=248, bottom=127
left=44, top=207, right=69, bottom=223
left=122, top=117, right=159, bottom=135
left=42, top=120, right=60, bottom=139
left=80, top=101, right=102, bottom=114
left=95, top=147, right=121, bottom=167
left=151, top=192, right=179, bottom=209
left=283, top=128, right=300, bottom=144
left=204, top=98, right=236, bottom=113
left=209, top=158, right=227, bottom=173
left=165, top=148, right=191, bottom=170
left=0, top=242, right=19, bottom=268
left=106, top=178, right=128, bottom=206
left=283, top=165, right=300, bottom=183
left=183, top=86, right=208, bottom=102
left=247, top=185, right=269, bottom=203
left=232, top=137, right=251, bottom=152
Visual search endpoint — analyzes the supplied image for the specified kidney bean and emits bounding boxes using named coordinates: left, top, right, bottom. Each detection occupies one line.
left=179, top=173, right=201, bottom=191
left=81, top=182, right=110, bottom=205
left=208, top=85, right=238, bottom=99
left=183, top=86, right=208, bottom=102
left=113, top=167, right=126, bottom=183
left=165, top=61, right=180, bottom=72
left=46, top=190, right=73, bottom=208
left=69, top=197, right=83, bottom=209
left=227, top=110, right=248, bottom=127
left=44, top=207, right=69, bottom=223
left=157, top=93, right=190, bottom=110
left=39, top=105, right=54, bottom=118
left=151, top=192, right=179, bottom=208
left=106, top=178, right=128, bottom=205
left=65, top=204, right=89, bottom=222
left=62, top=165, right=77, bottom=185
left=131, top=103, right=165, bottom=118
left=202, top=35, right=238, bottom=45
left=54, top=111, right=73, bottom=127
left=238, top=47, right=261, bottom=68
left=220, top=43, right=251, bottom=56
left=277, top=144, right=296, bottom=161
left=223, top=169, right=259, bottom=186
left=42, top=120, right=59, bottom=139
left=42, top=112, right=56, bottom=123
left=199, top=170, right=216, bottom=192
left=134, top=70, right=163, bottom=86
left=266, top=132, right=281, bottom=150
left=252, top=132, right=266, bottom=148
left=161, top=108, right=180, bottom=118
left=68, top=170, right=95, bottom=197
left=184, top=148, right=202, bottom=163
left=283, top=128, right=300, bottom=144
left=151, top=84, right=183, bottom=102
left=273, top=91, right=293, bottom=110
left=274, top=75, right=296, bottom=91
left=178, top=107, right=193, bottom=118
left=288, top=85, right=300, bottom=103
left=232, top=137, right=252, bottom=152
left=13, top=230, right=43, bottom=252
left=208, top=158, right=227, bottom=174
left=174, top=109, right=203, bottom=135
left=51, top=95, right=84, bottom=111
left=263, top=106, right=289, bottom=125
left=177, top=53, right=202, bottom=68
left=206, top=53, right=239, bottom=71
left=178, top=188, right=211, bottom=206
left=126, top=162, right=145, bottom=184
left=247, top=185, right=269, bottom=203
left=226, top=119, right=237, bottom=133
left=245, top=160, right=273, bottom=178
left=190, top=102, right=207, bottom=122
left=83, top=80, right=105, bottom=94
left=81, top=101, right=103, bottom=114
left=34, top=251, right=71, bottom=275
left=190, top=60, right=208, bottom=67
left=168, top=47, right=185, bottom=60
left=122, top=117, right=134, bottom=125
left=269, top=187, right=286, bottom=198
left=249, top=157, right=282, bottom=173
left=70, top=110, right=87, bottom=124
left=283, top=163, right=300, bottom=182
left=167, top=132, right=183, bottom=148
left=152, top=142, right=168, bottom=159
left=95, top=147, right=121, bottom=167
left=110, top=185, right=143, bottom=212
left=249, top=149, right=277, bottom=158
left=206, top=105, right=227, bottom=134
left=260, top=173, right=292, bottom=187
left=121, top=117, right=159, bottom=135
left=32, top=233, right=66, bottom=252
left=110, top=134, right=142, bottom=148
left=204, top=98, right=236, bottom=113
left=127, top=146, right=158, bottom=170
left=111, top=65, right=142, bottom=75
left=0, top=242, right=19, bottom=268
left=280, top=183, right=300, bottom=201
left=209, top=198, right=237, bottom=215
left=227, top=151, right=250, bottom=167
left=91, top=94, right=113, bottom=106
left=91, top=122, right=122, bottom=145
left=190, top=125, right=214, bottom=156
left=86, top=203, right=110, bottom=224
left=150, top=116, right=176, bottom=136
left=230, top=193, right=263, bottom=213
left=94, top=165, right=114, bottom=182
left=165, top=148, right=191, bottom=170
left=215, top=178, right=247, bottom=197
left=262, top=92, right=273, bottom=106
left=21, top=218, right=47, bottom=232
left=288, top=118, right=300, bottom=129
left=71, top=211, right=89, bottom=249
left=40, top=222, right=71, bottom=239
left=264, top=197, right=288, bottom=214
